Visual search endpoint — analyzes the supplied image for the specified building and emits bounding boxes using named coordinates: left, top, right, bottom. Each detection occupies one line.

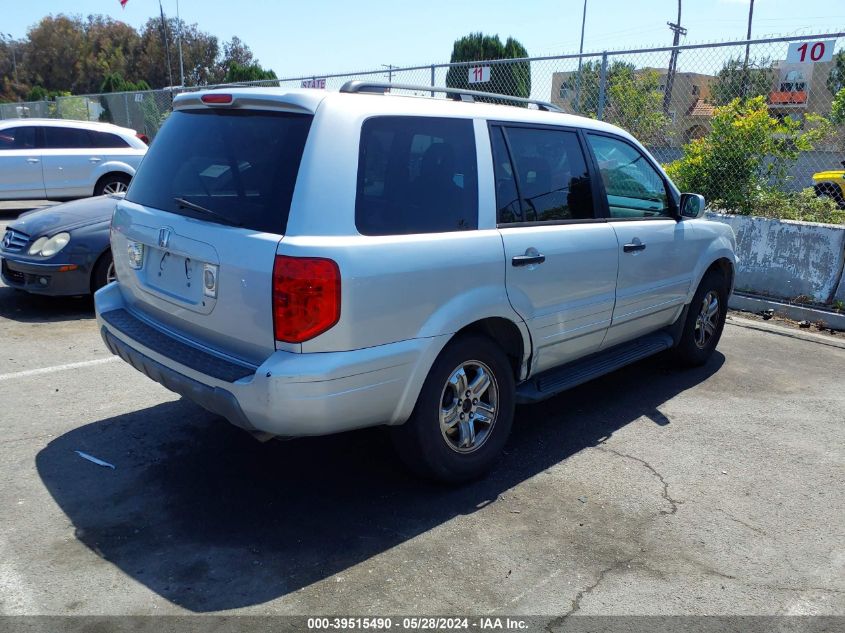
left=550, top=69, right=716, bottom=147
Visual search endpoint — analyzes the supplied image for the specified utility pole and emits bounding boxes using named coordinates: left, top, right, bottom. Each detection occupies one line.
left=176, top=0, right=185, bottom=86
left=159, top=0, right=175, bottom=91
left=382, top=64, right=398, bottom=83
left=742, top=0, right=755, bottom=97
left=573, top=0, right=588, bottom=113
left=662, top=0, right=686, bottom=115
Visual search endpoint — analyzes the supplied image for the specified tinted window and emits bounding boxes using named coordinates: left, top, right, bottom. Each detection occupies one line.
left=356, top=116, right=478, bottom=235
left=0, top=126, right=38, bottom=150
left=91, top=131, right=130, bottom=148
left=587, top=134, right=672, bottom=218
left=126, top=109, right=312, bottom=234
left=490, top=127, right=521, bottom=223
left=497, top=126, right=594, bottom=223
left=44, top=126, right=94, bottom=149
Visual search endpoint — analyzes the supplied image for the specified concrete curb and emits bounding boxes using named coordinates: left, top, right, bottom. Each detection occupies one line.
left=728, top=293, right=845, bottom=331
left=726, top=313, right=845, bottom=350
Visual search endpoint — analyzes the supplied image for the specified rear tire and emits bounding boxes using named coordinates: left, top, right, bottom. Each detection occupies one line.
left=391, top=333, right=515, bottom=483
left=673, top=269, right=728, bottom=367
left=94, top=173, right=131, bottom=197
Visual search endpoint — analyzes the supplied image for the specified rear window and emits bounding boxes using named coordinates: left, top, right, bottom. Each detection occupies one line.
left=91, top=131, right=130, bottom=148
left=356, top=116, right=478, bottom=235
left=126, top=109, right=312, bottom=234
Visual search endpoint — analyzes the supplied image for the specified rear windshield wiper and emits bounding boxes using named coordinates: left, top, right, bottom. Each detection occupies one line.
left=173, top=197, right=242, bottom=227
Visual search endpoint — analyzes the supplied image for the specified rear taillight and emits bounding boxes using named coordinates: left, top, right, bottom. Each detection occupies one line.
left=272, top=255, right=340, bottom=343
left=135, top=132, right=150, bottom=145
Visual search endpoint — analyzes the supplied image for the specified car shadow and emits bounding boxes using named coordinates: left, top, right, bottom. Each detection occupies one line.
left=36, top=352, right=724, bottom=612
left=0, top=285, right=94, bottom=323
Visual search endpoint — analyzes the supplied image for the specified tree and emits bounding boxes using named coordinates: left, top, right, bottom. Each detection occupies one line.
left=565, top=60, right=634, bottom=116
left=827, top=51, right=845, bottom=95
left=80, top=15, right=142, bottom=94
left=604, top=69, right=671, bottom=145
left=710, top=57, right=774, bottom=107
left=134, top=17, right=220, bottom=87
left=832, top=88, right=845, bottom=125
left=664, top=96, right=831, bottom=214
left=23, top=15, right=86, bottom=93
left=445, top=33, right=530, bottom=104
left=224, top=62, right=277, bottom=84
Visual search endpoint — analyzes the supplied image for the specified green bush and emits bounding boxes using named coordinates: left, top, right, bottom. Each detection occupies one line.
left=748, top=187, right=844, bottom=224
left=664, top=96, right=831, bottom=216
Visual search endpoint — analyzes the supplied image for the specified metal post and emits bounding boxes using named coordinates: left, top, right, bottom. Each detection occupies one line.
left=159, top=0, right=174, bottom=91
left=597, top=52, right=608, bottom=120
left=574, top=0, right=587, bottom=113
left=431, top=65, right=435, bottom=97
left=742, top=0, right=755, bottom=97
left=176, top=0, right=185, bottom=87
left=663, top=0, right=686, bottom=114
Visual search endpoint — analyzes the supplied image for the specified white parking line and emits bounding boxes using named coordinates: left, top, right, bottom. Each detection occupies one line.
left=0, top=357, right=119, bottom=383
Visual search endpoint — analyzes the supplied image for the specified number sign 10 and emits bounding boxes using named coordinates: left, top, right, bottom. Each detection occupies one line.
left=786, top=40, right=836, bottom=64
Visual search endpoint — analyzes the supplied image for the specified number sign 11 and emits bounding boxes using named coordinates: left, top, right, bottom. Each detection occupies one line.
left=786, top=40, right=836, bottom=64
left=468, top=66, right=491, bottom=84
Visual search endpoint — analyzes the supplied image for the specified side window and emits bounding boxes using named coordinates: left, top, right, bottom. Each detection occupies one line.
left=490, top=127, right=522, bottom=223
left=504, top=127, right=594, bottom=222
left=91, top=131, right=130, bottom=148
left=0, top=126, right=38, bottom=150
left=586, top=134, right=672, bottom=219
left=355, top=116, right=478, bottom=235
left=44, top=127, right=94, bottom=150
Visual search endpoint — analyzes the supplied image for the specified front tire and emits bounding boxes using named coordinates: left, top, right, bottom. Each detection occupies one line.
left=391, top=334, right=515, bottom=483
left=91, top=251, right=115, bottom=293
left=673, top=269, right=728, bottom=367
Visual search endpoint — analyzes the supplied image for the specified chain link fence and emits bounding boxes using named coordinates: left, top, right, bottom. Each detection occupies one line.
left=2, top=32, right=844, bottom=209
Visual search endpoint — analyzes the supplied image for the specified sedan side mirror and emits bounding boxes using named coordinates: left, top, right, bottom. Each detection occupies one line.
left=680, top=193, right=706, bottom=219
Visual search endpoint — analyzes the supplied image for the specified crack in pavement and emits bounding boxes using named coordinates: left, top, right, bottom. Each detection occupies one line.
left=596, top=447, right=680, bottom=515
left=545, top=558, right=635, bottom=632
left=714, top=508, right=767, bottom=535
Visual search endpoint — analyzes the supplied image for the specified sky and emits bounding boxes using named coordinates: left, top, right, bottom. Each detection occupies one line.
left=4, top=0, right=845, bottom=79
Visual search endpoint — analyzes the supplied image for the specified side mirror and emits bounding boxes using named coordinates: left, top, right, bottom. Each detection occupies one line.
left=680, top=193, right=706, bottom=219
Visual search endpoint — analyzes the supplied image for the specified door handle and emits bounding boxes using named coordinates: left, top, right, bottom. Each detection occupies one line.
left=89, top=157, right=102, bottom=163
left=512, top=254, right=546, bottom=267
left=623, top=242, right=647, bottom=253
left=26, top=158, right=39, bottom=164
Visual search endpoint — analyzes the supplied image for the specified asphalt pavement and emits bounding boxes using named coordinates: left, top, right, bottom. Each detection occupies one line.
left=0, top=207, right=843, bottom=619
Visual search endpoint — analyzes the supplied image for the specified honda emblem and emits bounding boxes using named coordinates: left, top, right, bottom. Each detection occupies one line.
left=158, top=228, right=172, bottom=249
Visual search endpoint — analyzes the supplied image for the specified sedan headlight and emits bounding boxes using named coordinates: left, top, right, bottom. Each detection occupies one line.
left=28, top=232, right=70, bottom=257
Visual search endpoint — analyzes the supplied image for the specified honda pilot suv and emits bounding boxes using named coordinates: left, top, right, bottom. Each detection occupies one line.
left=95, top=81, right=736, bottom=482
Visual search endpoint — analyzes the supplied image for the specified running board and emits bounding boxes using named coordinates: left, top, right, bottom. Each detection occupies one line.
left=516, top=332, right=674, bottom=404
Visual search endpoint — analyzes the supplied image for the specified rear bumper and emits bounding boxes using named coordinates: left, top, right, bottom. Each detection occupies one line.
left=95, top=282, right=445, bottom=437
left=1, top=256, right=91, bottom=295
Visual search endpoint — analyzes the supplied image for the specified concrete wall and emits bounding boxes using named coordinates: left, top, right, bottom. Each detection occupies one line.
left=706, top=212, right=845, bottom=304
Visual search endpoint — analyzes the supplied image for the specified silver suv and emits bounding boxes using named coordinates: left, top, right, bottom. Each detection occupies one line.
left=95, top=82, right=736, bottom=482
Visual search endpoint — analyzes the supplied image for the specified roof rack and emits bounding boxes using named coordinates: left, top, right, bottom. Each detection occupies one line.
left=339, top=80, right=562, bottom=112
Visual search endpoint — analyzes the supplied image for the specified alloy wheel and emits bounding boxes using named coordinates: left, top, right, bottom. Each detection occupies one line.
left=694, top=290, right=720, bottom=349
left=439, top=360, right=499, bottom=454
